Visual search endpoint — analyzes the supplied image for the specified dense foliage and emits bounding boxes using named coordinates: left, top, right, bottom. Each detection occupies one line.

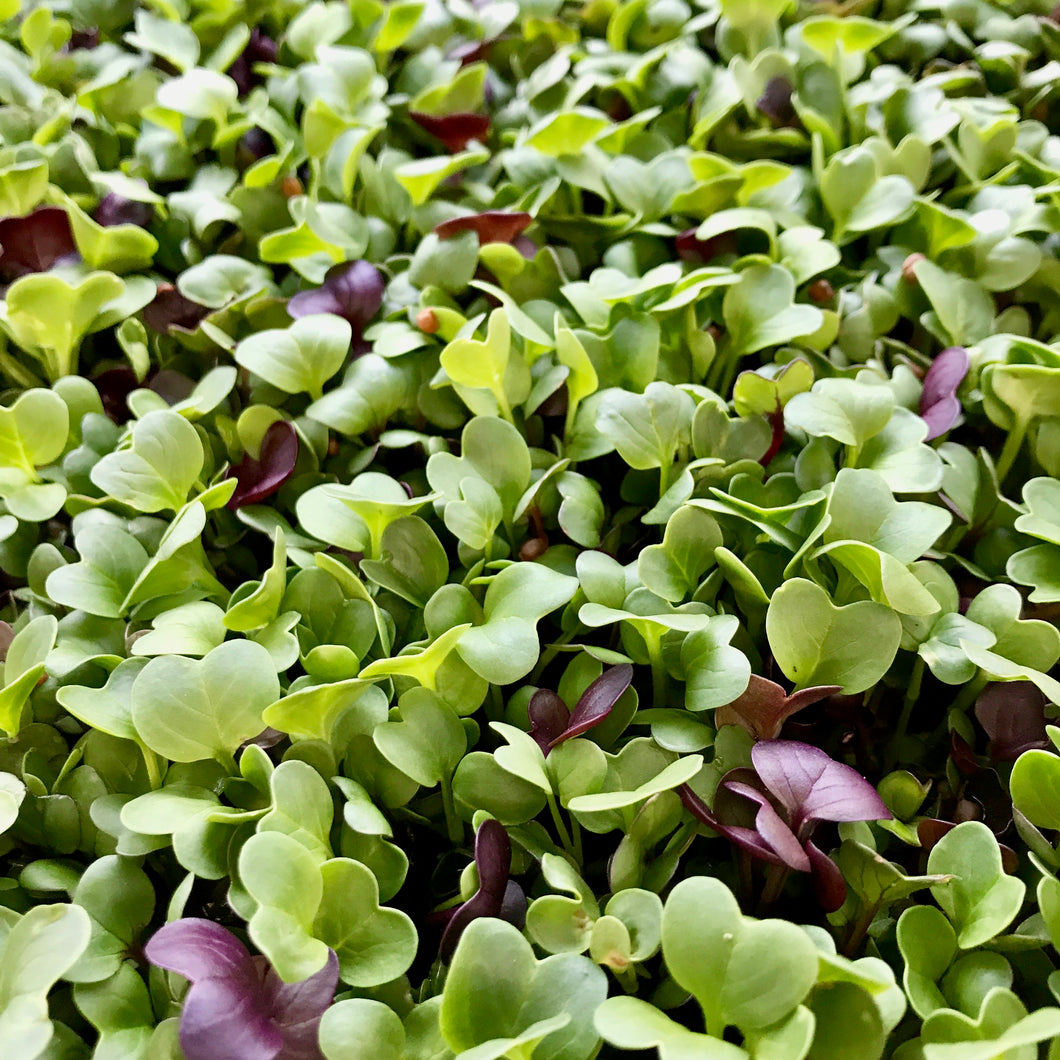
left=2, top=0, right=1060, bottom=1056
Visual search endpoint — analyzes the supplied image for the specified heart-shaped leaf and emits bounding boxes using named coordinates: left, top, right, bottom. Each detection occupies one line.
left=766, top=578, right=902, bottom=693
left=131, top=640, right=280, bottom=765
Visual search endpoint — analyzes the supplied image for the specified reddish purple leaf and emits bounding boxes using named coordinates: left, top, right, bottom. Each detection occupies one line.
left=150, top=368, right=197, bottom=404
left=287, top=260, right=384, bottom=348
left=549, top=664, right=633, bottom=750
left=715, top=675, right=840, bottom=740
left=226, top=421, right=300, bottom=509
left=975, top=681, right=1049, bottom=762
left=751, top=740, right=891, bottom=831
left=409, top=111, right=491, bottom=153
left=0, top=207, right=77, bottom=280
left=527, top=689, right=569, bottom=754
left=675, top=228, right=738, bottom=264
left=435, top=211, right=533, bottom=244
left=145, top=919, right=337, bottom=1060
left=919, top=345, right=969, bottom=440
left=721, top=779, right=812, bottom=871
left=681, top=781, right=806, bottom=869
left=806, top=840, right=846, bottom=913
left=439, top=819, right=513, bottom=961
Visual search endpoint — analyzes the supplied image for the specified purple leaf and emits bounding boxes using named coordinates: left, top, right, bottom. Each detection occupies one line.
left=150, top=369, right=197, bottom=404
left=435, top=211, right=533, bottom=245
left=228, top=28, right=278, bottom=96
left=439, top=819, right=512, bottom=961
left=715, top=675, right=840, bottom=740
left=145, top=920, right=338, bottom=1060
left=527, top=689, right=569, bottom=754
left=409, top=111, right=491, bottom=153
left=751, top=740, right=891, bottom=832
left=680, top=782, right=809, bottom=871
left=93, top=192, right=154, bottom=229
left=287, top=261, right=385, bottom=348
left=145, top=918, right=253, bottom=982
left=549, top=664, right=633, bottom=750
left=919, top=345, right=969, bottom=440
left=226, top=421, right=300, bottom=509
left=142, top=284, right=210, bottom=333
left=756, top=77, right=798, bottom=128
left=64, top=27, right=100, bottom=51
left=720, top=779, right=812, bottom=871
left=0, top=207, right=78, bottom=280
left=975, top=681, right=1049, bottom=762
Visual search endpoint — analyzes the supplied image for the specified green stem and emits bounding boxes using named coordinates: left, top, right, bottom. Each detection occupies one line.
left=486, top=683, right=505, bottom=722
left=570, top=817, right=583, bottom=866
left=545, top=791, right=574, bottom=854
left=951, top=672, right=988, bottom=715
left=993, top=415, right=1028, bottom=486
left=440, top=774, right=463, bottom=846
left=648, top=641, right=667, bottom=708
left=139, top=743, right=162, bottom=790
left=757, top=863, right=790, bottom=911
left=885, top=655, right=925, bottom=773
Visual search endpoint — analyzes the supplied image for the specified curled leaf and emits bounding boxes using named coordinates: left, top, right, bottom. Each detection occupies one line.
left=226, top=420, right=300, bottom=509
left=919, top=345, right=969, bottom=440
left=435, top=211, right=532, bottom=244
left=287, top=261, right=385, bottom=349
left=410, top=111, right=491, bottom=153
left=0, top=206, right=77, bottom=280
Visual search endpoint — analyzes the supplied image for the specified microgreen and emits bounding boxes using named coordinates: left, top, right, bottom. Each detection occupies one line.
left=1, top=3, right=1060, bottom=1057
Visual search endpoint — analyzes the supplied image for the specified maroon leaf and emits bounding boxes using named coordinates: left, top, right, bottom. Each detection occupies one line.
left=720, top=779, right=812, bottom=871
left=549, top=664, right=633, bottom=750
left=751, top=740, right=891, bottom=832
left=527, top=689, right=569, bottom=754
left=439, top=819, right=513, bottom=961
left=715, top=675, right=840, bottom=740
left=975, top=681, right=1049, bottom=761
left=226, top=421, right=300, bottom=509
left=150, top=368, right=197, bottom=404
left=409, top=111, right=491, bottom=153
left=435, top=211, right=533, bottom=244
left=287, top=260, right=385, bottom=349
left=228, top=28, right=279, bottom=96
left=675, top=228, right=738, bottom=265
left=0, top=207, right=77, bottom=281
left=145, top=919, right=338, bottom=1060
left=919, top=345, right=969, bottom=440
left=93, top=367, right=140, bottom=423
left=142, top=284, right=210, bottom=333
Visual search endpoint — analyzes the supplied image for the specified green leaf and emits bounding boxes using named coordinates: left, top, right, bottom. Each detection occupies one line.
left=319, top=999, right=406, bottom=1060
left=785, top=379, right=894, bottom=450
left=0, top=615, right=56, bottom=736
left=0, top=159, right=48, bottom=217
left=1010, top=748, right=1060, bottom=832
left=820, top=147, right=915, bottom=244
left=440, top=917, right=607, bottom=1060
left=155, top=68, right=237, bottom=124
left=395, top=148, right=489, bottom=206
left=638, top=505, right=722, bottom=603
left=45, top=524, right=149, bottom=618
left=0, top=903, right=91, bottom=1057
left=373, top=688, right=465, bottom=788
left=722, top=265, right=823, bottom=356
left=239, top=831, right=330, bottom=983
left=439, top=309, right=529, bottom=424
left=525, top=108, right=611, bottom=157
left=680, top=615, right=751, bottom=711
left=257, top=759, right=334, bottom=863
left=131, top=640, right=280, bottom=765
left=927, top=821, right=1026, bottom=949
left=766, top=578, right=902, bottom=693
left=596, top=383, right=695, bottom=472
left=66, top=200, right=158, bottom=274
left=235, top=314, right=352, bottom=400
left=314, top=857, right=417, bottom=986
left=90, top=410, right=204, bottom=513
left=661, top=876, right=818, bottom=1037
left=914, top=259, right=996, bottom=347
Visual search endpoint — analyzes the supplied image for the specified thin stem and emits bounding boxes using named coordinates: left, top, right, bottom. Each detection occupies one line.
left=993, top=415, right=1028, bottom=486
left=885, top=655, right=925, bottom=773
left=757, top=863, right=790, bottom=911
left=530, top=626, right=580, bottom=685
left=842, top=901, right=880, bottom=959
left=545, top=791, right=574, bottom=854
